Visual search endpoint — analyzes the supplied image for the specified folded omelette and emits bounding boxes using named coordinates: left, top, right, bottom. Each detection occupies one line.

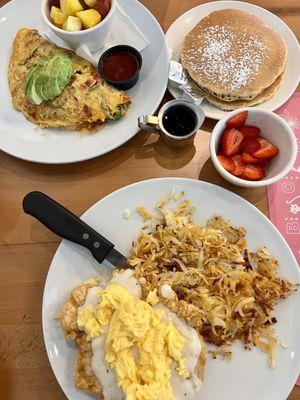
left=8, top=28, right=130, bottom=131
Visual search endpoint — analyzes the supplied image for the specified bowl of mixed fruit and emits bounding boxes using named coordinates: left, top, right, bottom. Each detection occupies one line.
left=42, top=0, right=115, bottom=51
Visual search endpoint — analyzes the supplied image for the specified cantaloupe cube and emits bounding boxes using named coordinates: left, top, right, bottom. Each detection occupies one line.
left=84, top=0, right=97, bottom=7
left=76, top=9, right=101, bottom=29
left=50, top=6, right=67, bottom=25
left=63, top=15, right=82, bottom=31
left=60, top=0, right=83, bottom=16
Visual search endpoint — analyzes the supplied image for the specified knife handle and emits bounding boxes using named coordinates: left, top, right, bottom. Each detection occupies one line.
left=23, top=191, right=114, bottom=264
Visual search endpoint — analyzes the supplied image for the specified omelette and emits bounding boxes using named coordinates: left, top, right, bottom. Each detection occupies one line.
left=57, top=269, right=206, bottom=400
left=8, top=28, right=130, bottom=131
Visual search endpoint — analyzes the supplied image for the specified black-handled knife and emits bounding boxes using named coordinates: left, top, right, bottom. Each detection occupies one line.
left=22, top=191, right=129, bottom=269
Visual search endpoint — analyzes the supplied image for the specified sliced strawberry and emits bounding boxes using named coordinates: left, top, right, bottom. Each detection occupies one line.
left=94, top=0, right=111, bottom=19
left=241, top=152, right=261, bottom=164
left=221, top=128, right=244, bottom=157
left=257, top=159, right=268, bottom=168
left=226, top=111, right=248, bottom=129
left=231, top=154, right=246, bottom=176
left=240, top=125, right=261, bottom=138
left=241, top=164, right=265, bottom=181
left=217, top=154, right=235, bottom=172
left=49, top=0, right=61, bottom=7
left=252, top=138, right=279, bottom=159
left=241, top=137, right=260, bottom=154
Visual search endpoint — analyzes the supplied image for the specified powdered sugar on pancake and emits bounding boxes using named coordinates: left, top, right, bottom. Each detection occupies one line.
left=185, top=24, right=267, bottom=92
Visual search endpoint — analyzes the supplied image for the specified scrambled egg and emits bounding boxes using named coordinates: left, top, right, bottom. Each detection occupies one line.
left=77, top=284, right=189, bottom=400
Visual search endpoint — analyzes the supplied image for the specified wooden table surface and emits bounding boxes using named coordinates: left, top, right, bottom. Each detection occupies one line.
left=0, top=0, right=299, bottom=399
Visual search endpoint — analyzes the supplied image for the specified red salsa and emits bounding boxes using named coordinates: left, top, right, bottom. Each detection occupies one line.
left=103, top=51, right=139, bottom=82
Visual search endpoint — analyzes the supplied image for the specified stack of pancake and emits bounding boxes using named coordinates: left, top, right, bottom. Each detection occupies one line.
left=181, top=9, right=287, bottom=110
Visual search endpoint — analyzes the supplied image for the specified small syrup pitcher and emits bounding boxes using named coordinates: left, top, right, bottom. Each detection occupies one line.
left=138, top=99, right=205, bottom=148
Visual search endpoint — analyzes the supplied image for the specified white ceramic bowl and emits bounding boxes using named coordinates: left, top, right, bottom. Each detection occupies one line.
left=210, top=107, right=297, bottom=188
left=41, top=0, right=116, bottom=52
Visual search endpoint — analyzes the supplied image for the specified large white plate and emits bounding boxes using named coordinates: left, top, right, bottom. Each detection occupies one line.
left=166, top=1, right=300, bottom=120
left=42, top=178, right=300, bottom=400
left=0, top=0, right=168, bottom=164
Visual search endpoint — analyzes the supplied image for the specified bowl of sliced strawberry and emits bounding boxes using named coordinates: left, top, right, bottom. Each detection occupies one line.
left=210, top=108, right=297, bottom=187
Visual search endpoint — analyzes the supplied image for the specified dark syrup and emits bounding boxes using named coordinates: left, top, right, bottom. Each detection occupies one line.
left=162, top=105, right=197, bottom=136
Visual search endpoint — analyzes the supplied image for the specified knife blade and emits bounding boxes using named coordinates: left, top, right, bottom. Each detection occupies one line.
left=22, top=191, right=130, bottom=269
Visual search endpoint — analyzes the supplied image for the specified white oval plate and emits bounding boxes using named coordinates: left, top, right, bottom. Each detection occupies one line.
left=0, top=0, right=168, bottom=164
left=166, top=1, right=300, bottom=120
left=42, top=178, right=300, bottom=400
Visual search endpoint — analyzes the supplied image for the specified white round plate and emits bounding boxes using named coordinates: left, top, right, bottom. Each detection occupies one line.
left=42, top=178, right=300, bottom=400
left=0, top=0, right=168, bottom=164
left=166, top=1, right=300, bottom=120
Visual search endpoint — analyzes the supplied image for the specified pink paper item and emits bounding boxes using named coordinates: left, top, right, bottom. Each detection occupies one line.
left=267, top=93, right=300, bottom=266
left=267, top=93, right=300, bottom=388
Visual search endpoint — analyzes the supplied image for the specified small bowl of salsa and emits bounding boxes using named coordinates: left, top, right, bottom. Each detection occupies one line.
left=98, top=45, right=142, bottom=90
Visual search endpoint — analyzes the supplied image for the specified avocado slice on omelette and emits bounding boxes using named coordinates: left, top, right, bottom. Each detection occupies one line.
left=8, top=28, right=131, bottom=131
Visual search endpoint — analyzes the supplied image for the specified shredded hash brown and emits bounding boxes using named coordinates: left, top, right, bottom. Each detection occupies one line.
left=129, top=191, right=295, bottom=368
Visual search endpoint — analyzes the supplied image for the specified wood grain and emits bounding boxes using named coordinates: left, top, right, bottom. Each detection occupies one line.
left=0, top=0, right=299, bottom=399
